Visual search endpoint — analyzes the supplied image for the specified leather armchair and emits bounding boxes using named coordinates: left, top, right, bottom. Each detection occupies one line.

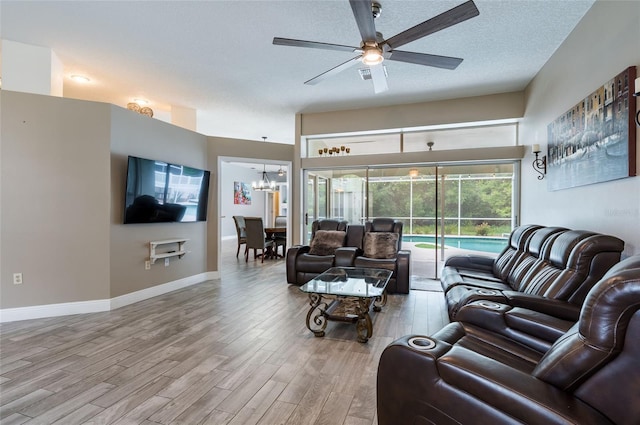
left=352, top=218, right=411, bottom=294
left=286, top=219, right=349, bottom=285
left=377, top=255, right=640, bottom=425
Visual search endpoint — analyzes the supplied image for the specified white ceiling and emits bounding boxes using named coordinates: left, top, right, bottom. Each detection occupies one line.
left=0, top=0, right=596, bottom=145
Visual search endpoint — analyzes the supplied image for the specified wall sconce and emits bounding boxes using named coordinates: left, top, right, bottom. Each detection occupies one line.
left=634, top=77, right=639, bottom=126
left=532, top=144, right=547, bottom=180
left=427, top=141, right=434, bottom=151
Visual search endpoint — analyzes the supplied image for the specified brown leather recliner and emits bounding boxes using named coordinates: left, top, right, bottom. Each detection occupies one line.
left=350, top=218, right=411, bottom=294
left=443, top=227, right=624, bottom=320
left=286, top=219, right=353, bottom=285
left=441, top=224, right=544, bottom=291
left=377, top=255, right=640, bottom=425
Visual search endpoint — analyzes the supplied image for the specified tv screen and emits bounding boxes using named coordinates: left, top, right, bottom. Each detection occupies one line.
left=124, top=156, right=210, bottom=224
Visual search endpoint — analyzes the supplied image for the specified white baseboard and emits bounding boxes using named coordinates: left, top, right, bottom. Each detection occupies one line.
left=0, top=300, right=111, bottom=323
left=0, top=271, right=220, bottom=323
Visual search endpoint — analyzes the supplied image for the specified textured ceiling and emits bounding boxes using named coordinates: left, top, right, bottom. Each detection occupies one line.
left=0, top=0, right=596, bottom=144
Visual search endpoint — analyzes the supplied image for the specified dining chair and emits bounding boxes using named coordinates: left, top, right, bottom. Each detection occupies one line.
left=244, top=217, right=274, bottom=263
left=232, top=215, right=247, bottom=258
left=274, top=215, right=287, bottom=256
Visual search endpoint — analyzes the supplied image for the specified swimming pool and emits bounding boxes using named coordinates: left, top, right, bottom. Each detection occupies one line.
left=402, top=235, right=508, bottom=254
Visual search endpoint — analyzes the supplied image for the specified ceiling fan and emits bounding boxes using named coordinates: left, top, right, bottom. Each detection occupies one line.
left=273, top=0, right=479, bottom=94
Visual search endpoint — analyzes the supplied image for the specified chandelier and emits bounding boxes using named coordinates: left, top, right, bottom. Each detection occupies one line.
left=252, top=164, right=276, bottom=191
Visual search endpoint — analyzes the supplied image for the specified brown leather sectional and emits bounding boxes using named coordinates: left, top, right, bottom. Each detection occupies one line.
left=377, top=225, right=639, bottom=424
left=441, top=225, right=625, bottom=321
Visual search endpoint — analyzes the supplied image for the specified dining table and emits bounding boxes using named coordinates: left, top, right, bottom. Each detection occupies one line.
left=264, top=227, right=286, bottom=259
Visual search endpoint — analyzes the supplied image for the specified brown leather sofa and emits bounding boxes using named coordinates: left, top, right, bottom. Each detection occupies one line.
left=377, top=255, right=640, bottom=425
left=286, top=218, right=411, bottom=294
left=441, top=225, right=624, bottom=320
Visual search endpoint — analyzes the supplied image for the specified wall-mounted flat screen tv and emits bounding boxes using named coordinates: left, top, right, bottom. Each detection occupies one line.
left=124, top=156, right=210, bottom=224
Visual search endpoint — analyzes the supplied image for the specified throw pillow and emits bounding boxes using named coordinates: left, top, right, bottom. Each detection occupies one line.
left=363, top=232, right=399, bottom=259
left=308, top=230, right=346, bottom=256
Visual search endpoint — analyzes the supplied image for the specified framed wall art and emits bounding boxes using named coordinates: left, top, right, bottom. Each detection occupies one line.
left=547, top=66, right=637, bottom=191
left=234, top=181, right=251, bottom=205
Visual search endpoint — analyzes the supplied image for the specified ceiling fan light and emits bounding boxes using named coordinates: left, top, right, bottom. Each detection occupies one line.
left=362, top=46, right=383, bottom=66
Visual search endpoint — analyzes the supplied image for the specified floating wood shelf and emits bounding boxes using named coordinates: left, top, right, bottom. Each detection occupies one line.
left=149, top=238, right=189, bottom=264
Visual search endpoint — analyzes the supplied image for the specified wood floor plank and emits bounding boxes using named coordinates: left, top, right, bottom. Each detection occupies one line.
left=343, top=416, right=373, bottom=425
left=199, top=409, right=234, bottom=425
left=0, top=370, right=70, bottom=406
left=255, top=400, right=296, bottom=425
left=226, top=380, right=286, bottom=425
left=147, top=369, right=230, bottom=424
left=215, top=364, right=279, bottom=415
left=82, top=375, right=174, bottom=425
left=22, top=382, right=114, bottom=425
left=92, top=360, right=179, bottom=408
left=0, top=389, right=53, bottom=420
left=314, top=391, right=353, bottom=425
left=17, top=366, right=120, bottom=419
left=1, top=240, right=449, bottom=425
left=0, top=346, right=47, bottom=366
left=110, top=395, right=171, bottom=425
left=157, top=355, right=227, bottom=399
left=283, top=374, right=337, bottom=425
left=50, top=403, right=104, bottom=425
left=168, top=387, right=232, bottom=425
left=44, top=352, right=132, bottom=393
left=0, top=413, right=32, bottom=425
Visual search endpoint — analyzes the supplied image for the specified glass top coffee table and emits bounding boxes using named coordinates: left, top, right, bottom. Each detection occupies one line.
left=299, top=267, right=393, bottom=343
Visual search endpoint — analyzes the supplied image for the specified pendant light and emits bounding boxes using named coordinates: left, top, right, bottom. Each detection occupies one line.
left=252, top=164, right=276, bottom=191
left=252, top=136, right=276, bottom=191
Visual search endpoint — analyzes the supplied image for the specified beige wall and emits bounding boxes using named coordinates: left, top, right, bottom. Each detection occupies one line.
left=109, top=107, right=210, bottom=298
left=1, top=93, right=295, bottom=310
left=1, top=91, right=111, bottom=308
left=300, top=91, right=525, bottom=136
left=520, top=0, right=640, bottom=256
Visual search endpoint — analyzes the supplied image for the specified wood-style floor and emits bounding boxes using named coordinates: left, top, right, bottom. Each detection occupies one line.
left=0, top=241, right=448, bottom=425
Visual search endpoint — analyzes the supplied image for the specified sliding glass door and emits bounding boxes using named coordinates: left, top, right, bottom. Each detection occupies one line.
left=304, top=173, right=328, bottom=242
left=303, top=162, right=517, bottom=277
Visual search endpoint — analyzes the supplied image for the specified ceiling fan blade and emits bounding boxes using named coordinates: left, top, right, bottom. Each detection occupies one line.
left=349, top=0, right=377, bottom=42
left=304, top=56, right=362, bottom=85
left=273, top=37, right=360, bottom=53
left=369, top=64, right=388, bottom=94
left=388, top=50, right=463, bottom=70
left=384, top=0, right=479, bottom=50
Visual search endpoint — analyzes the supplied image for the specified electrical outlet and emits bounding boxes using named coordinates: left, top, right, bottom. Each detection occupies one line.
left=13, top=273, right=23, bottom=285
left=164, top=258, right=170, bottom=267
left=145, top=260, right=151, bottom=270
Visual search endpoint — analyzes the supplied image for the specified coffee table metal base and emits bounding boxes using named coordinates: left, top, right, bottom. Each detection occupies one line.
left=305, top=292, right=387, bottom=343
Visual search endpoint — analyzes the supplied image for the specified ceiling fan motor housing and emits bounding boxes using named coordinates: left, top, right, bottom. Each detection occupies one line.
left=372, top=2, right=381, bottom=19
